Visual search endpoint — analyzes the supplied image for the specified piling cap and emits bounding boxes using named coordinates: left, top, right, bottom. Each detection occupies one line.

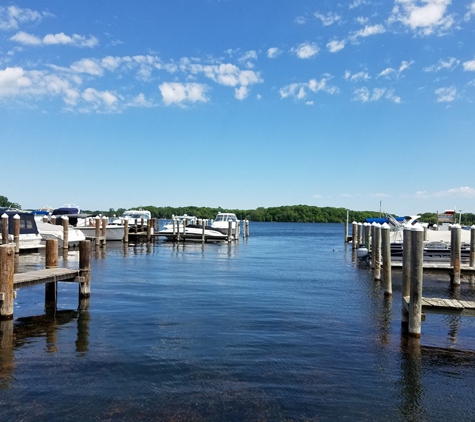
left=13, top=214, right=20, bottom=219
left=452, top=223, right=461, bottom=228
left=411, top=223, right=424, bottom=232
left=2, top=213, right=8, bottom=218
left=381, top=223, right=390, bottom=229
left=403, top=224, right=412, bottom=231
left=471, top=225, right=475, bottom=229
left=61, top=215, right=69, bottom=220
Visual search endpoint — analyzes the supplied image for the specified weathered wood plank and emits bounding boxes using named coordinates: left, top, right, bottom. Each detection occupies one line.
left=14, top=268, right=80, bottom=288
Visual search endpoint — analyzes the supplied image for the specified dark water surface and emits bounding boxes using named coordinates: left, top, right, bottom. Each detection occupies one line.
left=2, top=223, right=475, bottom=421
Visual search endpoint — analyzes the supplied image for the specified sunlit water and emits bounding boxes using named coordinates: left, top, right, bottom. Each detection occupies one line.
left=2, top=223, right=475, bottom=421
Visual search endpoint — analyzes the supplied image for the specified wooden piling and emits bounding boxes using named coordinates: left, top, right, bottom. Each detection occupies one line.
left=345, top=210, right=349, bottom=242
left=124, top=220, right=129, bottom=243
left=62, top=216, right=69, bottom=249
left=374, top=223, right=382, bottom=280
left=408, top=225, right=424, bottom=338
left=470, top=225, right=475, bottom=268
left=1, top=214, right=8, bottom=245
left=381, top=223, right=392, bottom=296
left=13, top=214, right=20, bottom=254
left=0, top=244, right=15, bottom=320
left=45, top=239, right=58, bottom=307
left=451, top=224, right=461, bottom=285
left=401, top=225, right=412, bottom=328
left=228, top=220, right=232, bottom=243
left=79, top=240, right=91, bottom=298
left=202, top=220, right=206, bottom=243
left=102, top=216, right=108, bottom=241
left=94, top=216, right=101, bottom=247
left=352, top=222, right=358, bottom=249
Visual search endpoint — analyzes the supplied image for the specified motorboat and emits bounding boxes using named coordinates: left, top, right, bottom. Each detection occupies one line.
left=51, top=204, right=91, bottom=226
left=110, top=209, right=151, bottom=227
left=158, top=221, right=227, bottom=242
left=76, top=217, right=126, bottom=241
left=36, top=220, right=86, bottom=247
left=161, top=214, right=197, bottom=231
left=210, top=212, right=240, bottom=235
left=0, top=210, right=43, bottom=250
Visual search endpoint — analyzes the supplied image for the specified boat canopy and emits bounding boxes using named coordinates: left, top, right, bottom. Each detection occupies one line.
left=0, top=211, right=39, bottom=235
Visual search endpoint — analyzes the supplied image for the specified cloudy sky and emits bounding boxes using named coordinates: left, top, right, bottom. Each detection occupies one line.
left=1, top=0, right=475, bottom=215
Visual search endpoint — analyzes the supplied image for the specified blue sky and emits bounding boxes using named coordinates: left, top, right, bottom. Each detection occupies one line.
left=1, top=0, right=475, bottom=216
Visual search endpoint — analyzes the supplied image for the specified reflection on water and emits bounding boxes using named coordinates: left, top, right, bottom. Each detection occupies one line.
left=2, top=223, right=475, bottom=421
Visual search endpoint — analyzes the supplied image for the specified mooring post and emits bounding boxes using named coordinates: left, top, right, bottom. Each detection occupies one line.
left=246, top=220, right=250, bottom=237
left=228, top=220, right=233, bottom=243
left=94, top=216, right=101, bottom=248
left=79, top=240, right=91, bottom=299
left=45, top=239, right=58, bottom=309
left=102, top=216, right=108, bottom=243
left=147, top=219, right=152, bottom=243
left=1, top=214, right=8, bottom=245
left=62, top=216, right=69, bottom=249
left=13, top=214, right=20, bottom=254
left=358, top=222, right=363, bottom=246
left=408, top=225, right=424, bottom=338
left=381, top=223, right=392, bottom=296
left=470, top=225, right=475, bottom=268
left=0, top=244, right=15, bottom=320
left=373, top=224, right=382, bottom=281
left=401, top=225, right=412, bottom=329
left=51, top=216, right=56, bottom=226
left=345, top=210, right=349, bottom=243
left=451, top=224, right=462, bottom=285
left=124, top=220, right=129, bottom=243
left=352, top=222, right=358, bottom=249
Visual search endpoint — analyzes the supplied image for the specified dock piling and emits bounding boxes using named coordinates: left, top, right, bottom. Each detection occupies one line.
left=62, top=216, right=69, bottom=249
left=408, top=225, right=424, bottom=338
left=13, top=214, right=20, bottom=254
left=381, top=223, right=392, bottom=295
left=79, top=240, right=91, bottom=298
left=45, top=239, right=58, bottom=309
left=0, top=244, right=15, bottom=320
left=1, top=214, right=8, bottom=245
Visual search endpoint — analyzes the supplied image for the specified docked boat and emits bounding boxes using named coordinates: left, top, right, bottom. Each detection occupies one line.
left=210, top=212, right=240, bottom=235
left=51, top=205, right=91, bottom=226
left=76, top=218, right=126, bottom=241
left=158, top=215, right=226, bottom=242
left=0, top=210, right=43, bottom=250
left=111, top=209, right=152, bottom=227
left=36, top=220, right=86, bottom=247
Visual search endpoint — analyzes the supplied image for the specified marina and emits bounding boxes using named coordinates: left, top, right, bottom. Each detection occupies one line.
left=1, top=222, right=475, bottom=420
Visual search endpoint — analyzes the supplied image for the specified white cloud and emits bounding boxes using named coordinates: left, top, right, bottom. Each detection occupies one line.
left=82, top=88, right=118, bottom=107
left=424, top=57, right=459, bottom=72
left=417, top=186, right=475, bottom=198
left=235, top=86, right=248, bottom=100
left=389, top=0, right=455, bottom=36
left=0, top=5, right=44, bottom=31
left=127, top=93, right=154, bottom=107
left=314, top=12, right=341, bottom=26
left=10, top=31, right=98, bottom=47
left=344, top=70, right=370, bottom=82
left=463, top=58, right=475, bottom=71
left=159, top=82, right=209, bottom=106
left=349, top=0, right=369, bottom=9
left=465, top=2, right=475, bottom=21
left=267, top=47, right=282, bottom=58
left=327, top=39, right=346, bottom=53
left=10, top=31, right=41, bottom=45
left=351, top=24, right=386, bottom=40
left=352, top=87, right=401, bottom=103
left=280, top=75, right=338, bottom=100
left=377, top=60, right=414, bottom=78
left=292, top=42, right=319, bottom=59
left=435, top=86, right=456, bottom=102
left=295, top=16, right=306, bottom=25
left=70, top=58, right=104, bottom=76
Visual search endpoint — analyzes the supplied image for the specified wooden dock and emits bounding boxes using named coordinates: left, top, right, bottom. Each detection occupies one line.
left=1, top=240, right=91, bottom=320
left=403, top=296, right=475, bottom=317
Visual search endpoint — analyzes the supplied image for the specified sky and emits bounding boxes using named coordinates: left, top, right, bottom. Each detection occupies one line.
left=1, top=0, right=475, bottom=216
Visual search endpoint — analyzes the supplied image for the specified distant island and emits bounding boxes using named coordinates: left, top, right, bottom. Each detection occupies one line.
left=2, top=195, right=474, bottom=225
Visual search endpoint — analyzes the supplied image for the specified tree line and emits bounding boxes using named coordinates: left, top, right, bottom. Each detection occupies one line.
left=4, top=195, right=475, bottom=225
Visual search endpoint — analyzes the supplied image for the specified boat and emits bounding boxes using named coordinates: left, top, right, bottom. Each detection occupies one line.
left=158, top=215, right=227, bottom=242
left=36, top=220, right=86, bottom=247
left=75, top=217, right=126, bottom=241
left=110, top=209, right=152, bottom=227
left=210, top=212, right=240, bottom=235
left=0, top=210, right=43, bottom=250
left=51, top=204, right=91, bottom=226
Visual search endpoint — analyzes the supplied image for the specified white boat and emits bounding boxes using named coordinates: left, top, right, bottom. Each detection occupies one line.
left=111, top=209, right=152, bottom=227
left=158, top=214, right=226, bottom=241
left=210, top=212, right=240, bottom=235
left=0, top=210, right=43, bottom=250
left=36, top=220, right=86, bottom=247
left=76, top=218, right=126, bottom=241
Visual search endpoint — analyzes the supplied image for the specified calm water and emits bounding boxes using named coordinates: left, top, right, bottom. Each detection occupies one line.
left=2, top=222, right=475, bottom=421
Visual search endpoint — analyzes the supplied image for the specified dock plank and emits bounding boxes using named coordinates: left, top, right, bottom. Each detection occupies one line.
left=14, top=268, right=80, bottom=288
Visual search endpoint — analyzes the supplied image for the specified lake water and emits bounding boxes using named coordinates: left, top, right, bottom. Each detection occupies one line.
left=2, top=222, right=475, bottom=421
